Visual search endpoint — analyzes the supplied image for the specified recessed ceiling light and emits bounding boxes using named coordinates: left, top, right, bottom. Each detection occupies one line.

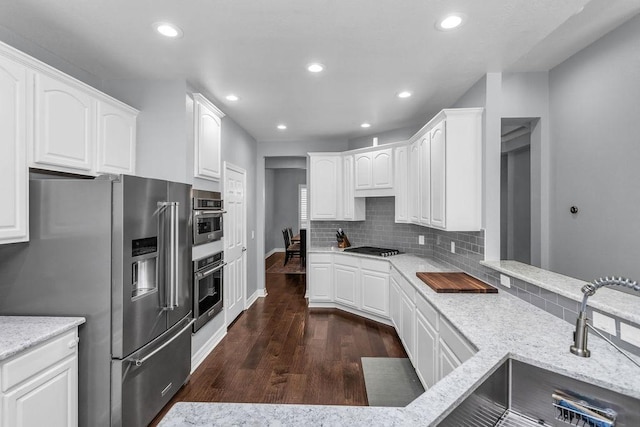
left=360, top=123, right=371, bottom=128
left=154, top=22, right=183, bottom=38
left=307, top=63, right=325, bottom=73
left=226, top=94, right=239, bottom=101
left=436, top=14, right=464, bottom=31
left=397, top=91, right=412, bottom=99
left=277, top=124, right=287, bottom=130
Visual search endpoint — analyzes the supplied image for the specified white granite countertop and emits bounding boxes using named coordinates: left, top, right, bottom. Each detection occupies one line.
left=481, top=260, right=640, bottom=325
left=160, top=249, right=640, bottom=426
left=0, top=316, right=86, bottom=361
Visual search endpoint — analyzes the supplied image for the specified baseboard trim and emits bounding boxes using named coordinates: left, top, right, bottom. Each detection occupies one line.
left=246, top=287, right=268, bottom=308
left=191, top=325, right=226, bottom=373
left=265, top=248, right=285, bottom=258
left=307, top=301, right=393, bottom=327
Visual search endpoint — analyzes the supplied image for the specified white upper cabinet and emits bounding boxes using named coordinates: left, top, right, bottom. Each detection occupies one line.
left=354, top=147, right=393, bottom=196
left=406, top=108, right=483, bottom=231
left=342, top=154, right=366, bottom=221
left=429, top=119, right=446, bottom=228
left=193, top=93, right=225, bottom=181
left=309, top=153, right=364, bottom=221
left=0, top=54, right=28, bottom=244
left=354, top=152, right=372, bottom=190
left=96, top=99, right=137, bottom=175
left=33, top=72, right=95, bottom=173
left=408, top=140, right=421, bottom=223
left=419, top=134, right=431, bottom=226
left=309, top=154, right=341, bottom=220
left=394, top=145, right=409, bottom=223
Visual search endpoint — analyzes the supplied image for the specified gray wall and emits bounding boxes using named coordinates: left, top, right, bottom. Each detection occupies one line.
left=264, top=169, right=306, bottom=255
left=264, top=169, right=275, bottom=252
left=347, top=125, right=422, bottom=150
left=548, top=13, right=640, bottom=282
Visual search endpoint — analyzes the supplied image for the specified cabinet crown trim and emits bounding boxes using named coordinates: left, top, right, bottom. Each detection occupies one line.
left=192, top=93, right=226, bottom=118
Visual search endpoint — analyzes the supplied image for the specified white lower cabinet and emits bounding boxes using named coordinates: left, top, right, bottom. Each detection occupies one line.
left=1, top=329, right=79, bottom=427
left=399, top=290, right=415, bottom=362
left=360, top=259, right=389, bottom=317
left=439, top=340, right=459, bottom=380
left=334, top=259, right=359, bottom=308
left=308, top=254, right=333, bottom=302
left=389, top=276, right=401, bottom=330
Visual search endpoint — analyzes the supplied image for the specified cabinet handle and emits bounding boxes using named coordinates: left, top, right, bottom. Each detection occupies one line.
left=68, top=338, right=79, bottom=348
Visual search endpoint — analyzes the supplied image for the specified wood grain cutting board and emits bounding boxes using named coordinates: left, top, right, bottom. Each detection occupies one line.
left=416, top=272, right=498, bottom=293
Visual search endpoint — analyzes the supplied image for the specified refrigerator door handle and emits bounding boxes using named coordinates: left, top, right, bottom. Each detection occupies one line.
left=160, top=201, right=180, bottom=310
left=129, top=319, right=195, bottom=367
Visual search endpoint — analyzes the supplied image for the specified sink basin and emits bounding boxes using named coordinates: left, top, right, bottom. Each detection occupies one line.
left=439, top=359, right=639, bottom=426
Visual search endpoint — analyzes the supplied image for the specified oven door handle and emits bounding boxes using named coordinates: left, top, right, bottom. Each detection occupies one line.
left=194, top=210, right=226, bottom=216
left=195, top=262, right=227, bottom=279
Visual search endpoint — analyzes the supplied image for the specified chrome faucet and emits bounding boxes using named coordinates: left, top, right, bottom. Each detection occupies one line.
left=570, top=276, right=640, bottom=368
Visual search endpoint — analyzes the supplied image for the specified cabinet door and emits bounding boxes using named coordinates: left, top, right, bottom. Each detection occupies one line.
left=308, top=260, right=333, bottom=301
left=96, top=100, right=136, bottom=175
left=389, top=276, right=401, bottom=331
left=361, top=268, right=389, bottom=317
left=419, top=135, right=431, bottom=226
left=416, top=310, right=438, bottom=389
left=372, top=148, right=393, bottom=188
left=0, top=55, right=28, bottom=244
left=309, top=155, right=340, bottom=219
left=400, top=291, right=415, bottom=362
left=408, top=140, right=421, bottom=223
left=354, top=152, right=372, bottom=189
left=342, top=155, right=355, bottom=220
left=195, top=101, right=222, bottom=180
left=334, top=263, right=359, bottom=308
left=439, top=340, right=460, bottom=380
left=394, top=145, right=409, bottom=223
left=3, top=356, right=78, bottom=427
left=34, top=73, right=94, bottom=172
left=430, top=120, right=446, bottom=228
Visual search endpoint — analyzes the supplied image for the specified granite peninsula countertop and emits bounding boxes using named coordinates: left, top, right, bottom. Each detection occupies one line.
left=159, top=248, right=640, bottom=426
left=0, top=316, right=86, bottom=361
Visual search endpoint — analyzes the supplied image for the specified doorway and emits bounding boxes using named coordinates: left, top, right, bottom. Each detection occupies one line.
left=501, top=119, right=533, bottom=264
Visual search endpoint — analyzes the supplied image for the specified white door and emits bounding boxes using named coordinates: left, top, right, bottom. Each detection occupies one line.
left=224, top=162, right=247, bottom=325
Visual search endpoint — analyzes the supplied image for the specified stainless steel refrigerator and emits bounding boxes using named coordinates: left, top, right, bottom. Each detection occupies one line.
left=0, top=174, right=193, bottom=426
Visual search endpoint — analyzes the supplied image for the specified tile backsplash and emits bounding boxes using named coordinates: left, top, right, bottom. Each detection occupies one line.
left=310, top=197, right=485, bottom=277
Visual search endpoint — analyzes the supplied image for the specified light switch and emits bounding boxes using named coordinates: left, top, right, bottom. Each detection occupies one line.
left=418, top=235, right=425, bottom=245
left=450, top=241, right=455, bottom=253
left=251, top=230, right=255, bottom=239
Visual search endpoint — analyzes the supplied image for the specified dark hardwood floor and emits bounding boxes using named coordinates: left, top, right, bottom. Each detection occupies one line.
left=152, top=253, right=406, bottom=424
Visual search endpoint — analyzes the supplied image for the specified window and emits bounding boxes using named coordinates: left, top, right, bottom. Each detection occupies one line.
left=299, top=184, right=308, bottom=230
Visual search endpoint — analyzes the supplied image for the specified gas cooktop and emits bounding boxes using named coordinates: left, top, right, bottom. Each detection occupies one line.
left=343, top=246, right=401, bottom=257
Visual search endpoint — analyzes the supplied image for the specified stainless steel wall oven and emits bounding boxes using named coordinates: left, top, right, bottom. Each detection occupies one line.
left=192, top=189, right=224, bottom=245
left=193, top=251, right=225, bottom=331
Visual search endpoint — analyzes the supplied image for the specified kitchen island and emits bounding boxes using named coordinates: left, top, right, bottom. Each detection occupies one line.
left=159, top=251, right=640, bottom=426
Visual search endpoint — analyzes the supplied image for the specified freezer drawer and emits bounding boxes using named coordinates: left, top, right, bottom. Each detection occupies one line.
left=111, top=316, right=193, bottom=427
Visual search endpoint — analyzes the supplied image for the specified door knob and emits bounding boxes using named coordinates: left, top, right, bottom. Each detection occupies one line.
left=242, top=247, right=247, bottom=252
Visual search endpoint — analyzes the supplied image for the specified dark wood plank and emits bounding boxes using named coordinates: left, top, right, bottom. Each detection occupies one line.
left=416, top=272, right=498, bottom=293
left=151, top=268, right=407, bottom=425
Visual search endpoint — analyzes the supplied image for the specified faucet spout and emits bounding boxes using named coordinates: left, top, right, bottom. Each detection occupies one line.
left=570, top=276, right=640, bottom=369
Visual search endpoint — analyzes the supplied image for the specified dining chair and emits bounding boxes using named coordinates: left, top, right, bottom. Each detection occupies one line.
left=282, top=229, right=300, bottom=266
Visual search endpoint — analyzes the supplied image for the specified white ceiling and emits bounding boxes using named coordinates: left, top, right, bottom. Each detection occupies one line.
left=0, top=0, right=638, bottom=142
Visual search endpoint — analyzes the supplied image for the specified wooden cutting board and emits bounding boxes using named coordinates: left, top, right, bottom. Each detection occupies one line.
left=416, top=272, right=498, bottom=293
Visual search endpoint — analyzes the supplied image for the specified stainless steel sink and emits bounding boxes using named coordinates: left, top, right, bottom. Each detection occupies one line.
left=438, top=359, right=639, bottom=427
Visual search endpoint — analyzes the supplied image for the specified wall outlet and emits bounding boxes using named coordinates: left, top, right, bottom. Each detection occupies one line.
left=418, top=235, right=425, bottom=245
left=500, top=274, right=511, bottom=288
left=620, top=323, right=640, bottom=347
left=436, top=235, right=441, bottom=245
left=592, top=312, right=616, bottom=335
left=450, top=241, right=455, bottom=253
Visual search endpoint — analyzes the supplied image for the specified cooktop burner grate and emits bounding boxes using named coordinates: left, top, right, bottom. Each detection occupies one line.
left=343, top=246, right=401, bottom=257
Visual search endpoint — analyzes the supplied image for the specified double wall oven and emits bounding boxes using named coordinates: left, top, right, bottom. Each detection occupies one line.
left=192, top=189, right=225, bottom=332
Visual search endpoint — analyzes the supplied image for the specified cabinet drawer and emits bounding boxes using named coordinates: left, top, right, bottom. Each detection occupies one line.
left=439, top=317, right=475, bottom=363
left=416, top=293, right=438, bottom=329
left=397, top=275, right=415, bottom=302
left=309, top=253, right=332, bottom=264
left=361, top=258, right=389, bottom=273
left=2, top=330, right=78, bottom=392
left=334, top=253, right=360, bottom=268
